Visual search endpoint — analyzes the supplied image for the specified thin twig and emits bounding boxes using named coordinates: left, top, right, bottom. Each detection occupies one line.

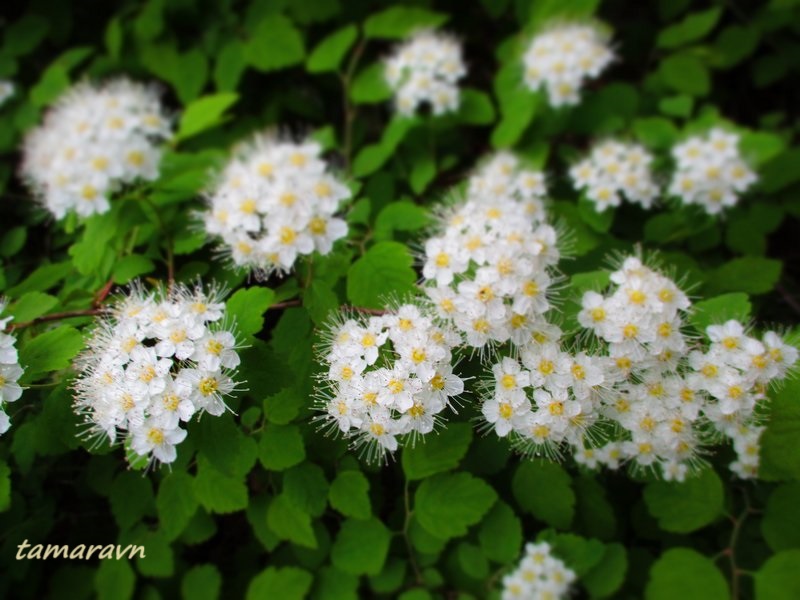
left=339, top=36, right=367, bottom=170
left=7, top=308, right=108, bottom=332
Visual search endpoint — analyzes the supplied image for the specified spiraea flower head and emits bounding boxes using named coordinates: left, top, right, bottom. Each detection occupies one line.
left=523, top=21, right=614, bottom=107
left=575, top=255, right=797, bottom=480
left=203, top=133, right=351, bottom=276
left=421, top=152, right=559, bottom=350
left=20, top=78, right=173, bottom=219
left=502, top=541, right=577, bottom=600
left=316, top=303, right=465, bottom=462
left=570, top=139, right=660, bottom=211
left=385, top=29, right=466, bottom=116
left=73, top=282, right=243, bottom=467
left=668, top=127, right=757, bottom=214
left=0, top=301, right=25, bottom=436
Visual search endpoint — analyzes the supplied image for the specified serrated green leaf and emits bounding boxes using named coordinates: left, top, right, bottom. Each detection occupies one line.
left=646, top=548, right=728, bottom=600
left=346, top=241, right=417, bottom=308
left=331, top=517, right=391, bottom=575
left=689, top=293, right=751, bottom=332
left=157, top=472, right=199, bottom=541
left=175, top=92, right=239, bottom=142
left=415, top=472, right=497, bottom=540
left=226, top=286, right=275, bottom=339
left=267, top=493, right=317, bottom=548
left=245, top=15, right=305, bottom=72
left=643, top=468, right=723, bottom=533
left=478, top=500, right=522, bottom=564
left=181, top=564, right=222, bottom=600
left=363, top=7, right=448, bottom=39
left=307, top=25, right=358, bottom=73
left=402, top=423, right=473, bottom=480
left=19, top=325, right=84, bottom=382
left=329, top=470, right=371, bottom=519
left=755, top=550, right=800, bottom=600
left=657, top=8, right=722, bottom=49
left=246, top=567, right=312, bottom=600
left=258, top=424, right=306, bottom=471
left=512, top=461, right=575, bottom=529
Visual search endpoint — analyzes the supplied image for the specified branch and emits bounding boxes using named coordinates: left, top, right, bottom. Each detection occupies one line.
left=6, top=308, right=108, bottom=332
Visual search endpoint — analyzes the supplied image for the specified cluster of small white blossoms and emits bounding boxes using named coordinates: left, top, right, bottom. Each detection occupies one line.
left=575, top=257, right=797, bottom=480
left=0, top=81, right=14, bottom=107
left=421, top=152, right=559, bottom=349
left=384, top=30, right=466, bottom=116
left=73, top=284, right=242, bottom=466
left=502, top=542, right=576, bottom=600
left=668, top=128, right=757, bottom=215
left=482, top=323, right=604, bottom=455
left=523, top=22, right=614, bottom=107
left=694, top=322, right=796, bottom=478
left=570, top=140, right=660, bottom=212
left=20, top=78, right=172, bottom=219
left=203, top=134, right=351, bottom=275
left=0, top=303, right=24, bottom=436
left=318, top=304, right=464, bottom=461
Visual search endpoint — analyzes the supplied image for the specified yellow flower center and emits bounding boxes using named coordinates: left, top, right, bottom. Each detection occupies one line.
left=498, top=402, right=513, bottom=419
left=199, top=377, right=219, bottom=396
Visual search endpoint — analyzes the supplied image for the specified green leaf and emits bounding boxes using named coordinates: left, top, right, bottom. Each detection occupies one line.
left=761, top=149, right=800, bottom=194
left=226, top=286, right=275, bottom=339
left=157, top=472, right=199, bottom=541
left=578, top=196, right=614, bottom=232
left=712, top=25, right=759, bottom=69
left=307, top=24, right=358, bottom=73
left=331, top=517, right=392, bottom=575
left=583, top=543, right=628, bottom=598
left=347, top=241, right=417, bottom=308
left=283, top=463, right=329, bottom=518
left=659, top=95, right=694, bottom=118
left=478, top=500, right=522, bottom=564
left=656, top=8, right=722, bottom=48
left=109, top=471, right=155, bottom=529
left=458, top=88, right=496, bottom=125
left=214, top=40, right=247, bottom=91
left=258, top=424, right=306, bottom=471
left=267, top=494, right=317, bottom=548
left=329, top=470, right=371, bottom=519
left=7, top=292, right=58, bottom=323
left=136, top=530, right=174, bottom=577
left=96, top=560, right=135, bottom=600
left=689, top=293, right=751, bottom=332
left=634, top=117, right=679, bottom=150
left=512, top=461, right=575, bottom=529
left=350, top=62, right=392, bottom=104
left=363, top=7, right=448, bottom=39
left=194, top=414, right=258, bottom=477
left=755, top=550, right=800, bottom=600
left=415, top=473, right=497, bottom=540
left=760, top=379, right=800, bottom=481
left=402, top=423, right=473, bottom=480
left=314, top=567, right=360, bottom=600
left=245, top=15, right=305, bottom=72
left=374, top=202, right=431, bottom=241
left=182, top=565, right=222, bottom=600
left=3, top=14, right=50, bottom=57
left=491, top=63, right=539, bottom=148
left=763, top=483, right=800, bottom=551
left=0, top=460, right=9, bottom=512
left=643, top=468, right=723, bottom=533
left=193, top=457, right=248, bottom=514
left=545, top=533, right=605, bottom=576
left=457, top=542, right=490, bottom=579
left=659, top=54, right=710, bottom=96
left=19, top=325, right=84, bottom=382
left=246, top=567, right=312, bottom=600
left=175, top=93, right=239, bottom=142
left=705, top=257, right=782, bottom=295
left=112, top=255, right=155, bottom=284
left=645, top=548, right=728, bottom=600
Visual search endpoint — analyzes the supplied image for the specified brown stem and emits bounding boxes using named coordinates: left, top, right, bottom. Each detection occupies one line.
left=7, top=308, right=108, bottom=332
left=339, top=36, right=367, bottom=171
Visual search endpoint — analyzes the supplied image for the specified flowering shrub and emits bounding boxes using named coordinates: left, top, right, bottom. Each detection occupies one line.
left=1, top=1, right=800, bottom=599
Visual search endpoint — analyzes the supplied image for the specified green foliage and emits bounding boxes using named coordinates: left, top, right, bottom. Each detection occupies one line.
left=1, top=1, right=799, bottom=598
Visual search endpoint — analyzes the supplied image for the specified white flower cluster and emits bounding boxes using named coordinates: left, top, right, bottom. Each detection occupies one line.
left=73, top=284, right=242, bottom=466
left=421, top=152, right=559, bottom=349
left=318, top=304, right=464, bottom=461
left=570, top=140, right=659, bottom=211
left=0, top=80, right=14, bottom=107
left=502, top=542, right=576, bottom=600
left=482, top=325, right=603, bottom=455
left=0, top=303, right=24, bottom=436
left=668, top=128, right=757, bottom=214
left=523, top=22, right=614, bottom=107
left=203, top=134, right=351, bottom=276
left=385, top=30, right=466, bottom=116
left=576, top=257, right=796, bottom=480
left=20, top=78, right=172, bottom=219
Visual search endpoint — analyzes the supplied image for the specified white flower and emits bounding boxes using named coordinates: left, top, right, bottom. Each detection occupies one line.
left=73, top=283, right=242, bottom=466
left=668, top=127, right=757, bottom=214
left=203, top=133, right=352, bottom=275
left=0, top=303, right=25, bottom=436
left=384, top=30, right=466, bottom=116
left=316, top=303, right=463, bottom=461
left=523, top=22, right=614, bottom=107
left=502, top=542, right=577, bottom=599
left=20, top=78, right=172, bottom=219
